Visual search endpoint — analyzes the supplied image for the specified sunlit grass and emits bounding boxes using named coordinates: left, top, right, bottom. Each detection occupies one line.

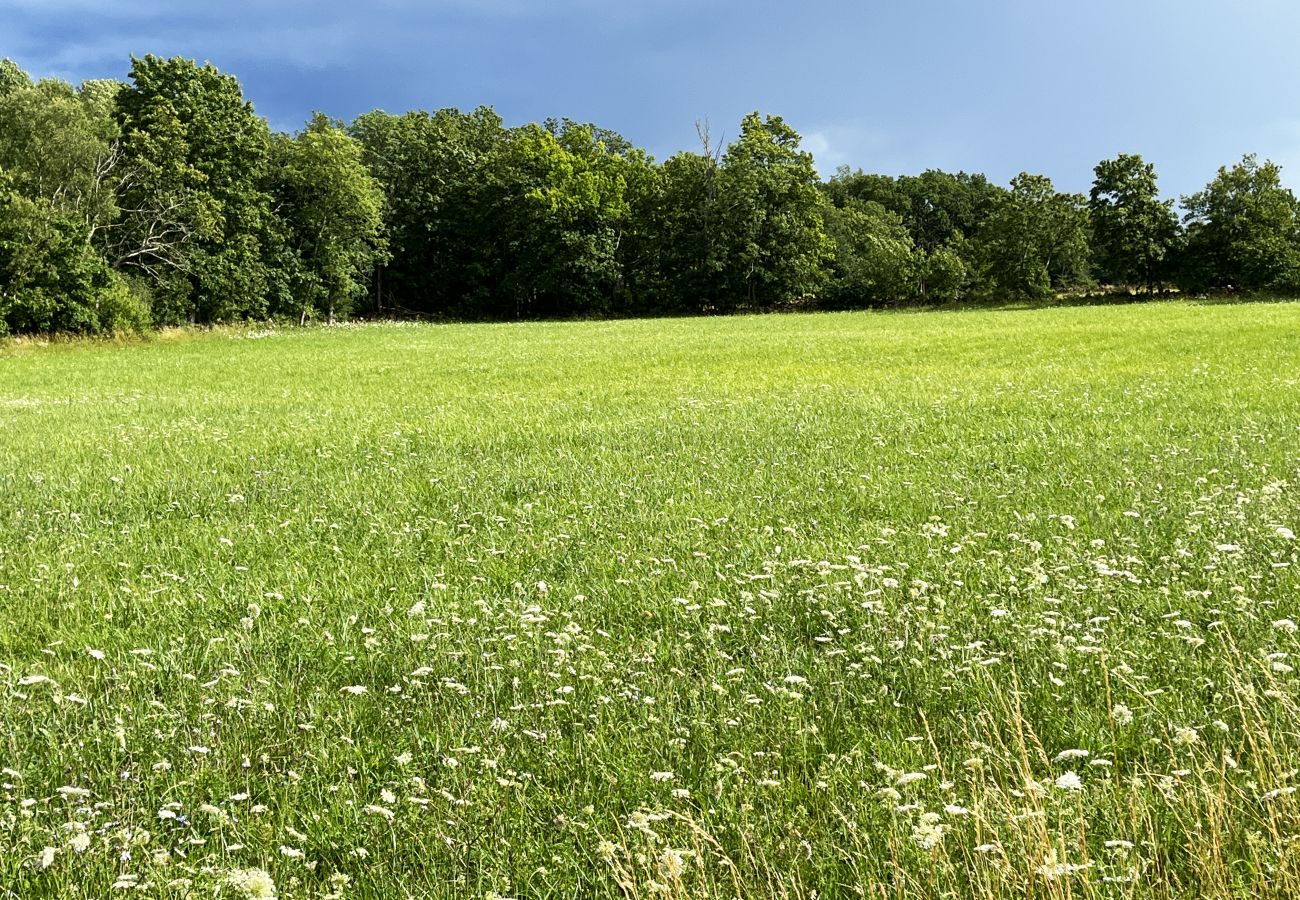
left=1, top=302, right=1299, bottom=898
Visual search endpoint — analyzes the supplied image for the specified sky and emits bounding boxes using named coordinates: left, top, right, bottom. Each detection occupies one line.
left=8, top=0, right=1300, bottom=200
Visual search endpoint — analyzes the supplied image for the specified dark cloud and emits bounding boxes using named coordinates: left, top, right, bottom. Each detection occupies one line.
left=9, top=0, right=1300, bottom=197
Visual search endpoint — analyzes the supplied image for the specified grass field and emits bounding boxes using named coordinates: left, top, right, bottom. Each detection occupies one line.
left=2, top=302, right=1300, bottom=899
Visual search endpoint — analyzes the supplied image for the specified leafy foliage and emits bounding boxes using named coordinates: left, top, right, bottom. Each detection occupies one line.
left=0, top=76, right=122, bottom=241
left=113, top=54, right=280, bottom=323
left=971, top=173, right=1091, bottom=299
left=0, top=177, right=146, bottom=335
left=271, top=114, right=387, bottom=323
left=1089, top=153, right=1179, bottom=291
left=714, top=113, right=832, bottom=308
left=349, top=106, right=508, bottom=318
left=494, top=121, right=639, bottom=318
left=2, top=52, right=1299, bottom=335
left=1178, top=154, right=1300, bottom=293
left=821, top=198, right=917, bottom=306
left=0, top=58, right=32, bottom=98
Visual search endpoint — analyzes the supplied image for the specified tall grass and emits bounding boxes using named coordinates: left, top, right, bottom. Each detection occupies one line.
left=0, top=303, right=1297, bottom=898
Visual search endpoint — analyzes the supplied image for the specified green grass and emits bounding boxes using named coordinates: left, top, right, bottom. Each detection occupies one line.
left=1, top=302, right=1299, bottom=899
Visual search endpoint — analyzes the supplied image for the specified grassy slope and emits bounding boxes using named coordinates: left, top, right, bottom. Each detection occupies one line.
left=1, top=302, right=1299, bottom=898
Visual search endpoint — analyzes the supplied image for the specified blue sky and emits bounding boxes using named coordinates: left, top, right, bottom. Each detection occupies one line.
left=8, top=0, right=1300, bottom=199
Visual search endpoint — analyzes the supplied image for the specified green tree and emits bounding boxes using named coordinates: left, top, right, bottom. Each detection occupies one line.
left=822, top=198, right=918, bottom=307
left=904, top=170, right=1005, bottom=252
left=643, top=138, right=728, bottom=313
left=606, top=142, right=665, bottom=316
left=493, top=121, right=639, bottom=318
left=0, top=68, right=147, bottom=335
left=824, top=168, right=1004, bottom=252
left=1179, top=154, right=1300, bottom=292
left=919, top=240, right=970, bottom=302
left=823, top=169, right=912, bottom=221
left=113, top=55, right=280, bottom=323
left=0, top=76, right=123, bottom=243
left=1088, top=153, right=1179, bottom=292
left=350, top=106, right=508, bottom=317
left=354, top=109, right=657, bottom=320
left=823, top=167, right=997, bottom=301
left=272, top=114, right=387, bottom=323
left=0, top=176, right=146, bottom=335
left=972, top=173, right=1090, bottom=299
left=0, top=58, right=32, bottom=98
left=716, top=113, right=832, bottom=307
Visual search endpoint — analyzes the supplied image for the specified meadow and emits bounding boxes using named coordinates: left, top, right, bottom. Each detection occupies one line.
left=1, top=301, right=1299, bottom=899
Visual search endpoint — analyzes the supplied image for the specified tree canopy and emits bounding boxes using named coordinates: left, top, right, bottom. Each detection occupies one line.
left=1, top=53, right=1296, bottom=336
left=272, top=114, right=387, bottom=323
left=1089, top=154, right=1179, bottom=292
left=1180, top=154, right=1300, bottom=293
left=971, top=174, right=1091, bottom=300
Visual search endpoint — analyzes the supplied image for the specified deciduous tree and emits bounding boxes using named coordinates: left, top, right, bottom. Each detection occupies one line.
left=350, top=106, right=507, bottom=317
left=1179, top=154, right=1300, bottom=292
left=822, top=198, right=917, bottom=307
left=0, top=76, right=123, bottom=243
left=113, top=55, right=280, bottom=323
left=972, top=173, right=1090, bottom=299
left=272, top=114, right=387, bottom=323
left=717, top=113, right=832, bottom=308
left=1089, top=153, right=1179, bottom=292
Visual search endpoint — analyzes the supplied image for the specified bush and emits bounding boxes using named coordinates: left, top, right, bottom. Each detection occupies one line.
left=96, top=272, right=153, bottom=334
left=0, top=188, right=154, bottom=335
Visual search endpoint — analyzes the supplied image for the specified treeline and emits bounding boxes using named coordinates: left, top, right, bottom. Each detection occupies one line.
left=3, top=55, right=1300, bottom=335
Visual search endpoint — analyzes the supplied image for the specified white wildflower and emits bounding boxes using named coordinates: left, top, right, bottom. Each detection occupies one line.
left=1053, top=749, right=1089, bottom=763
left=912, top=812, right=946, bottom=849
left=363, top=805, right=395, bottom=822
left=1036, top=849, right=1091, bottom=880
left=1055, top=771, right=1083, bottom=791
left=227, top=867, right=277, bottom=899
left=659, top=847, right=688, bottom=880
